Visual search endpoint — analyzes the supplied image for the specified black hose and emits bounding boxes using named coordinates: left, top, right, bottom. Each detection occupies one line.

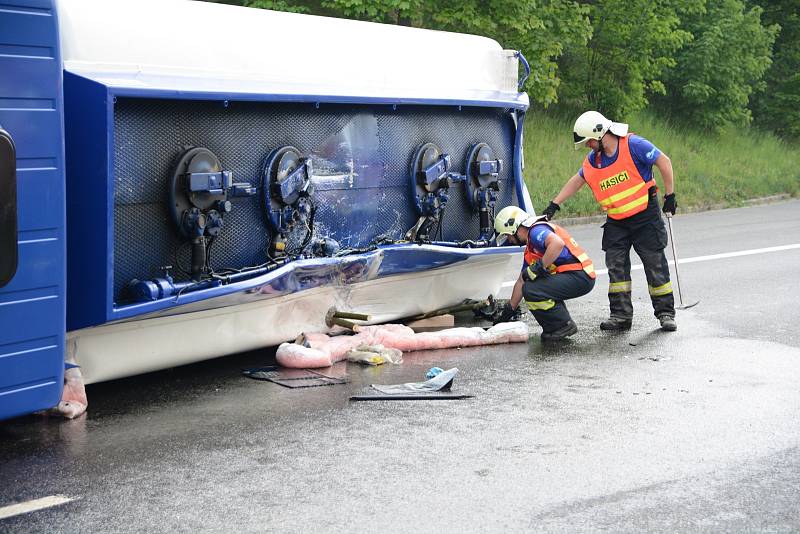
left=297, top=202, right=316, bottom=253
left=286, top=200, right=316, bottom=257
left=205, top=235, right=216, bottom=273
left=174, top=240, right=193, bottom=277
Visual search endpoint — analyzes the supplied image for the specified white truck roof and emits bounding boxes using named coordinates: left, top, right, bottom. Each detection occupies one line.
left=57, top=0, right=527, bottom=107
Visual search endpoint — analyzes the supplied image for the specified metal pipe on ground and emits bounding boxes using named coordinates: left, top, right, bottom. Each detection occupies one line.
left=325, top=308, right=371, bottom=332
left=329, top=317, right=362, bottom=332
left=331, top=310, right=371, bottom=321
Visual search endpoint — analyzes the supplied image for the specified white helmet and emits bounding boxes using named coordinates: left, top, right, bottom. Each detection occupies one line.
left=494, top=206, right=535, bottom=245
left=572, top=110, right=629, bottom=149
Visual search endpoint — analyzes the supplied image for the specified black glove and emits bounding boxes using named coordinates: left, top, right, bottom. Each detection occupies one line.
left=522, top=265, right=535, bottom=282
left=542, top=201, right=560, bottom=221
left=533, top=261, right=550, bottom=278
left=662, top=193, right=677, bottom=216
left=493, top=302, right=516, bottom=324
left=522, top=261, right=550, bottom=282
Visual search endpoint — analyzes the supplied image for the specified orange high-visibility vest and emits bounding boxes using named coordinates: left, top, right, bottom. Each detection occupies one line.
left=523, top=222, right=596, bottom=279
left=582, top=135, right=656, bottom=220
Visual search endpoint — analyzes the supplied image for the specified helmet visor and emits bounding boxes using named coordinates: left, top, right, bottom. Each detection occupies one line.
left=495, top=232, right=510, bottom=246
left=573, top=131, right=590, bottom=149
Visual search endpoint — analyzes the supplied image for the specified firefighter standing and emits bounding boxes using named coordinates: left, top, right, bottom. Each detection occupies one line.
left=542, top=110, right=677, bottom=331
left=493, top=206, right=596, bottom=341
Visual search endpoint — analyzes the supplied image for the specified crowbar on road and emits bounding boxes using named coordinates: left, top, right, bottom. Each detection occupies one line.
left=666, top=214, right=700, bottom=310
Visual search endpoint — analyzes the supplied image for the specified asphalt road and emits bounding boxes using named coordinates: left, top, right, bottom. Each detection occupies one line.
left=2, top=200, right=799, bottom=533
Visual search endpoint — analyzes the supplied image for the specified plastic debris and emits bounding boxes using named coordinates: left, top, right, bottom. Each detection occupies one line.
left=426, top=367, right=444, bottom=379
left=350, top=368, right=473, bottom=401
left=345, top=344, right=403, bottom=366
left=372, top=367, right=459, bottom=394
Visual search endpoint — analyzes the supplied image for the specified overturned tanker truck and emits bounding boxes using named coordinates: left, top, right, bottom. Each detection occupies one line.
left=0, top=0, right=534, bottom=419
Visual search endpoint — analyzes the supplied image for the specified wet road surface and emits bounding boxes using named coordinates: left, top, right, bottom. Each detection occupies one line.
left=1, top=200, right=799, bottom=532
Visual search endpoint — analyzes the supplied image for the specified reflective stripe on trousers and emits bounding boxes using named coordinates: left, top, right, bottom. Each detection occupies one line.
left=608, top=281, right=632, bottom=294
left=522, top=271, right=596, bottom=333
left=602, top=212, right=675, bottom=319
left=526, top=299, right=555, bottom=311
left=648, top=281, right=673, bottom=297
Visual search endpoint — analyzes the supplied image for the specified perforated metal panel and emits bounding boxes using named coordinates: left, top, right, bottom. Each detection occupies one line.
left=113, top=99, right=517, bottom=298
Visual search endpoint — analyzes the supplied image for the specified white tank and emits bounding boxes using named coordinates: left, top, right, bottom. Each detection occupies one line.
left=56, top=0, right=527, bottom=105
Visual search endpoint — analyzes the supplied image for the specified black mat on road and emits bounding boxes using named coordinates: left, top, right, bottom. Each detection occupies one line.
left=243, top=366, right=348, bottom=388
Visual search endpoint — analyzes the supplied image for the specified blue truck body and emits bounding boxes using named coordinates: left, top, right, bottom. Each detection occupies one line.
left=0, top=0, right=66, bottom=420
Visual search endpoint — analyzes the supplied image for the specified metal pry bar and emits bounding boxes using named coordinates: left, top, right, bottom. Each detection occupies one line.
left=405, top=298, right=492, bottom=322
left=666, top=214, right=700, bottom=310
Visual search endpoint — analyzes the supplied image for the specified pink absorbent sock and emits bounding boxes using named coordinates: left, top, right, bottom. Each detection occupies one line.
left=51, top=364, right=88, bottom=419
left=276, top=321, right=529, bottom=369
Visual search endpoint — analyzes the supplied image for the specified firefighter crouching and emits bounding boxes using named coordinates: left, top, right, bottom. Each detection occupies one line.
left=493, top=206, right=596, bottom=342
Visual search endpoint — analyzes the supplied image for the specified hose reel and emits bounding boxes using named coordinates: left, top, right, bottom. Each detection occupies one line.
left=125, top=146, right=255, bottom=303
left=465, top=143, right=502, bottom=241
left=168, top=146, right=255, bottom=280
left=406, top=141, right=501, bottom=243
left=261, top=145, right=315, bottom=256
left=406, top=142, right=461, bottom=241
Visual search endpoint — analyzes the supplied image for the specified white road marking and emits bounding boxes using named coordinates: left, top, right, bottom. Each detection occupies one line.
left=501, top=243, right=800, bottom=288
left=0, top=495, right=74, bottom=520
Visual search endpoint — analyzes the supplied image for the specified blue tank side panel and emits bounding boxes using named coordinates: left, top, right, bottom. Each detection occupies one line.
left=0, top=0, right=66, bottom=420
left=64, top=72, right=113, bottom=331
left=513, top=110, right=532, bottom=213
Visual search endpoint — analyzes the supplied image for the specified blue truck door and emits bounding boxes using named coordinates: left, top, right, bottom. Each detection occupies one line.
left=0, top=0, right=66, bottom=420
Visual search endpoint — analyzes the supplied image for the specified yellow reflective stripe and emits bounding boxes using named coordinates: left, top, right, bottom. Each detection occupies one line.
left=526, top=266, right=537, bottom=280
left=609, top=281, right=632, bottom=293
left=648, top=281, right=673, bottom=296
left=598, top=181, right=647, bottom=207
left=607, top=194, right=649, bottom=215
left=572, top=253, right=595, bottom=276
left=526, top=299, right=555, bottom=311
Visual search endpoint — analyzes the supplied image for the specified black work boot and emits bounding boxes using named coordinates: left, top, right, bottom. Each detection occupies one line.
left=659, top=315, right=677, bottom=331
left=541, top=320, right=578, bottom=342
left=599, top=317, right=632, bottom=331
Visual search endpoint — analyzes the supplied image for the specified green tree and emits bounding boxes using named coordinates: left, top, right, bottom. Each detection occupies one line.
left=558, top=0, right=696, bottom=120
left=662, top=0, right=778, bottom=131
left=215, top=0, right=309, bottom=11
left=317, top=0, right=591, bottom=107
left=431, top=0, right=591, bottom=107
left=319, top=0, right=423, bottom=24
left=749, top=0, right=800, bottom=138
